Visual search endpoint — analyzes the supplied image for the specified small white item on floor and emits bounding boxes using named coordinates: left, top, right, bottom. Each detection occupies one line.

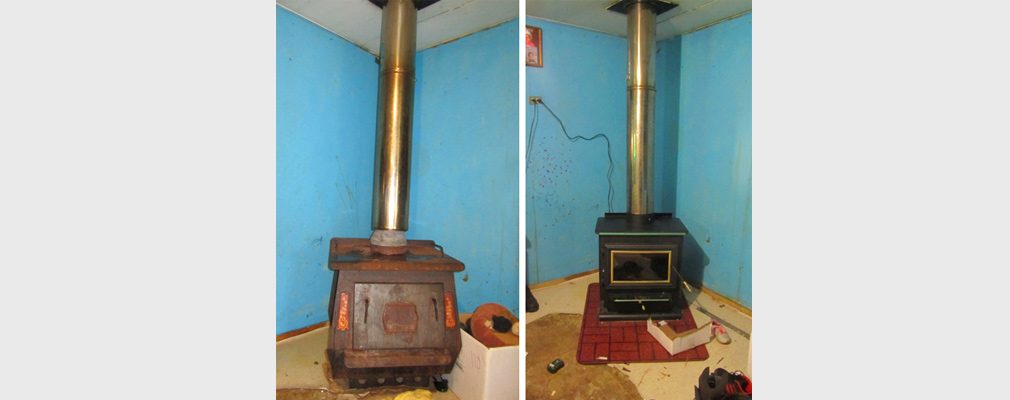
left=712, top=320, right=731, bottom=345
left=647, top=317, right=714, bottom=356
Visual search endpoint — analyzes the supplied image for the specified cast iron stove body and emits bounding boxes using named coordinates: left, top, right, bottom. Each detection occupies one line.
left=326, top=238, right=463, bottom=388
left=596, top=213, right=687, bottom=321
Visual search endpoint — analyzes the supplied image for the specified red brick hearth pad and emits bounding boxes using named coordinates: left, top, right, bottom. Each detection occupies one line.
left=576, top=283, right=710, bottom=365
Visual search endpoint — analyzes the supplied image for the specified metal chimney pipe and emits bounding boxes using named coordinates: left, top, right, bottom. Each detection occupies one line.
left=626, top=0, right=656, bottom=217
left=371, top=0, right=417, bottom=241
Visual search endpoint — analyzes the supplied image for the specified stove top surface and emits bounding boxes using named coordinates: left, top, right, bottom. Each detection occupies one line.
left=595, top=213, right=688, bottom=235
left=327, top=238, right=464, bottom=272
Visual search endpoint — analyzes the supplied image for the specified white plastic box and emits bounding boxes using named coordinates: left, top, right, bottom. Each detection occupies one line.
left=447, top=330, right=519, bottom=400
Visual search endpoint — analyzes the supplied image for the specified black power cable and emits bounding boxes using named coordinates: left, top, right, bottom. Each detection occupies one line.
left=526, top=99, right=615, bottom=212
left=525, top=100, right=539, bottom=165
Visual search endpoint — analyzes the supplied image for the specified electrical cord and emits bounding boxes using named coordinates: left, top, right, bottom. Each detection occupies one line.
left=525, top=99, right=539, bottom=165
left=526, top=99, right=615, bottom=212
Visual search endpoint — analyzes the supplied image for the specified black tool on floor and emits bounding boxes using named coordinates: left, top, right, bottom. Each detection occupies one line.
left=547, top=358, right=565, bottom=374
left=432, top=375, right=448, bottom=392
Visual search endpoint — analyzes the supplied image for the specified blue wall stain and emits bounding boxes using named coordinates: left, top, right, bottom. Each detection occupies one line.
left=666, top=13, right=752, bottom=308
left=277, top=6, right=519, bottom=334
left=526, top=18, right=628, bottom=284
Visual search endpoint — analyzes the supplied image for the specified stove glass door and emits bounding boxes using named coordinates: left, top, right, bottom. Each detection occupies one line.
left=610, top=250, right=671, bottom=283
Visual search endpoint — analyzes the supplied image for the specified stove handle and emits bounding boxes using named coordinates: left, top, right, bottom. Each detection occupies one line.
left=668, top=266, right=693, bottom=292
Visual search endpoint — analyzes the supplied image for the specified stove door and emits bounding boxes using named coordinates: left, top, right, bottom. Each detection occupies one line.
left=610, top=250, right=671, bottom=283
left=352, top=283, right=447, bottom=350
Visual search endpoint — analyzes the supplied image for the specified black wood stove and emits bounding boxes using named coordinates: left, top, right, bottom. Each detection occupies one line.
left=596, top=213, right=688, bottom=321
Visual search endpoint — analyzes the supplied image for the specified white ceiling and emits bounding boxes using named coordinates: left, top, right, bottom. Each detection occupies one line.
left=277, top=0, right=519, bottom=55
left=277, top=0, right=749, bottom=55
left=527, top=0, right=751, bottom=40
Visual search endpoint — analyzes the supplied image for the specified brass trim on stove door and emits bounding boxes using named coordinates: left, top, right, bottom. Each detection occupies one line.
left=609, top=250, right=672, bottom=284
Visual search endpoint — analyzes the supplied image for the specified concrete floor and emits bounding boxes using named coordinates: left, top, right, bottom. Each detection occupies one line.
left=277, top=272, right=750, bottom=400
left=527, top=273, right=752, bottom=400
left=276, top=327, right=461, bottom=400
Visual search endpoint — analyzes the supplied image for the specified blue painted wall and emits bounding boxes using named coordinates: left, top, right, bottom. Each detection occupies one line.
left=410, top=20, right=520, bottom=317
left=527, top=14, right=752, bottom=310
left=277, top=6, right=519, bottom=334
left=277, top=6, right=378, bottom=335
left=662, top=13, right=752, bottom=308
left=525, top=19, right=628, bottom=284
left=655, top=31, right=682, bottom=221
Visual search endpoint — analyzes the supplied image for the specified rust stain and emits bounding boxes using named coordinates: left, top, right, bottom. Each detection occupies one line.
left=462, top=274, right=469, bottom=282
left=706, top=237, right=710, bottom=243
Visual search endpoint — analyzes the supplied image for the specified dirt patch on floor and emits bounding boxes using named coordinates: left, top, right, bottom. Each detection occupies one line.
left=276, top=388, right=344, bottom=400
left=526, top=313, right=642, bottom=400
left=277, top=388, right=450, bottom=400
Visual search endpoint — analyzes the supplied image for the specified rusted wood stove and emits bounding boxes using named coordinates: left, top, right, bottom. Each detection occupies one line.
left=326, top=238, right=464, bottom=389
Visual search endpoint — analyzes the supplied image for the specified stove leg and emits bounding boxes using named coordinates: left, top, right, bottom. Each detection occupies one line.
left=327, top=271, right=339, bottom=322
